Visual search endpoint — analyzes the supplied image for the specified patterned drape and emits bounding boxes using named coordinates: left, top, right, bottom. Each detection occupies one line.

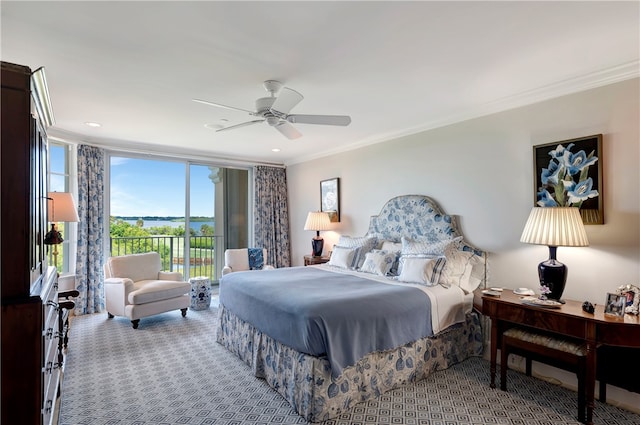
left=254, top=166, right=291, bottom=268
left=74, top=145, right=105, bottom=315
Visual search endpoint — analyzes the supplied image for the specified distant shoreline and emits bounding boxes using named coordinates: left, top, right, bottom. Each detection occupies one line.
left=114, top=216, right=213, bottom=222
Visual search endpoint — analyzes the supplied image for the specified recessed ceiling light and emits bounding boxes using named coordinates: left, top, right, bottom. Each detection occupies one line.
left=85, top=121, right=101, bottom=128
left=272, top=148, right=281, bottom=152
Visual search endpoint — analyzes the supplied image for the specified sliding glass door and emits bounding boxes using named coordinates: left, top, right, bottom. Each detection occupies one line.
left=108, top=155, right=248, bottom=283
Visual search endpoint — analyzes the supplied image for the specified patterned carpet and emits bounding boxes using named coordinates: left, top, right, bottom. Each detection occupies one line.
left=59, top=303, right=640, bottom=425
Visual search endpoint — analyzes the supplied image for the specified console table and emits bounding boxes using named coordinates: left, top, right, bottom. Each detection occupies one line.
left=476, top=289, right=640, bottom=425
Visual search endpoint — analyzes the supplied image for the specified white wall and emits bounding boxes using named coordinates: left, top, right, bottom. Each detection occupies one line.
left=287, top=78, right=639, bottom=409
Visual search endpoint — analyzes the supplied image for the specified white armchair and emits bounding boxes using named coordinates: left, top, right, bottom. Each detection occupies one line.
left=222, top=248, right=275, bottom=275
left=104, top=252, right=191, bottom=328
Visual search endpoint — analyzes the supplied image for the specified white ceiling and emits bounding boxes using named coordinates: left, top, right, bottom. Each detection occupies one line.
left=2, top=1, right=638, bottom=166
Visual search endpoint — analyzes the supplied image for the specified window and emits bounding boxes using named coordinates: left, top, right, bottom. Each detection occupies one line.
left=48, top=142, right=74, bottom=273
left=108, top=154, right=248, bottom=283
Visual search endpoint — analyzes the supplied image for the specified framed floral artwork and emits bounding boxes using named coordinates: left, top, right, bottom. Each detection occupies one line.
left=533, top=134, right=603, bottom=224
left=320, top=177, right=339, bottom=222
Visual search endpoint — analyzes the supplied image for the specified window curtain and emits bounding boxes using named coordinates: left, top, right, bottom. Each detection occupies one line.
left=254, top=166, right=291, bottom=268
left=74, top=145, right=105, bottom=315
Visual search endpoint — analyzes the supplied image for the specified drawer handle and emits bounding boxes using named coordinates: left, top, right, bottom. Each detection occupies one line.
left=45, top=361, right=53, bottom=374
left=46, top=300, right=59, bottom=310
left=45, top=327, right=54, bottom=339
left=44, top=399, right=53, bottom=413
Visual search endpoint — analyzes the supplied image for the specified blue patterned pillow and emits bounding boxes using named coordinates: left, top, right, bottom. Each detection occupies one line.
left=248, top=248, right=264, bottom=270
left=360, top=249, right=396, bottom=276
left=380, top=241, right=402, bottom=275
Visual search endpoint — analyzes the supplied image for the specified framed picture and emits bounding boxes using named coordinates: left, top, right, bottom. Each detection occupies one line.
left=320, top=178, right=340, bottom=222
left=533, top=134, right=603, bottom=224
left=616, top=284, right=640, bottom=315
left=604, top=293, right=626, bottom=317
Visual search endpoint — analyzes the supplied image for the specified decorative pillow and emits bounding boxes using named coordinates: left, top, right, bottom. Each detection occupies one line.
left=397, top=256, right=447, bottom=286
left=401, top=235, right=463, bottom=256
left=335, top=235, right=378, bottom=269
left=380, top=240, right=402, bottom=275
left=360, top=249, right=396, bottom=276
left=328, top=246, right=357, bottom=269
left=441, top=243, right=483, bottom=293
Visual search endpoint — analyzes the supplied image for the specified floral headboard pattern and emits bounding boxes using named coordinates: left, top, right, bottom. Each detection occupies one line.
left=366, top=194, right=487, bottom=285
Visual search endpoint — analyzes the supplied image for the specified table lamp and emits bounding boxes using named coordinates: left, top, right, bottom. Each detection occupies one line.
left=45, top=192, right=80, bottom=267
left=304, top=211, right=331, bottom=257
left=520, top=207, right=589, bottom=302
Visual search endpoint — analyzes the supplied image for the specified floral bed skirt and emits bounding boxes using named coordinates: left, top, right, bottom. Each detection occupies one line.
left=216, top=304, right=483, bottom=422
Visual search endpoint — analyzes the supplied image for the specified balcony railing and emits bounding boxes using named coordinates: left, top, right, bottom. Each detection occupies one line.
left=109, top=235, right=222, bottom=282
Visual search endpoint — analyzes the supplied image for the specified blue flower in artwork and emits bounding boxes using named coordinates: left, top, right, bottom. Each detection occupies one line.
left=547, top=143, right=575, bottom=161
left=541, top=160, right=562, bottom=185
left=566, top=149, right=598, bottom=176
left=538, top=142, right=599, bottom=208
left=567, top=177, right=598, bottom=204
left=536, top=189, right=558, bottom=207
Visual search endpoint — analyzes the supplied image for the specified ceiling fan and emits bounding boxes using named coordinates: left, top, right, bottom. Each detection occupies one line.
left=193, top=80, right=351, bottom=140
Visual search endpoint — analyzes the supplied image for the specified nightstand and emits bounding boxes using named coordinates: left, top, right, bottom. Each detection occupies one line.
left=304, top=255, right=330, bottom=266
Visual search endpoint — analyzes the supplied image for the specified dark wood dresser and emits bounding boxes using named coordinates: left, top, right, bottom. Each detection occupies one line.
left=1, top=61, right=61, bottom=425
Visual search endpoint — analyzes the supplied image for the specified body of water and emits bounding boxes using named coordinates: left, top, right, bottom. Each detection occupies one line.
left=125, top=220, right=214, bottom=232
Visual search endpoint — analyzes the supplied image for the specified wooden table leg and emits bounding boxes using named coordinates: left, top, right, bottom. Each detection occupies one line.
left=490, top=318, right=498, bottom=389
left=585, top=341, right=597, bottom=425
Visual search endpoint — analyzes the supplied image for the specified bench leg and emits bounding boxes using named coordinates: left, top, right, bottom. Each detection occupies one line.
left=599, top=380, right=606, bottom=402
left=526, top=358, right=532, bottom=376
left=500, top=345, right=508, bottom=391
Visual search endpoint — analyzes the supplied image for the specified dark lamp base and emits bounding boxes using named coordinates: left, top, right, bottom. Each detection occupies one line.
left=538, top=257, right=567, bottom=302
left=311, top=238, right=324, bottom=257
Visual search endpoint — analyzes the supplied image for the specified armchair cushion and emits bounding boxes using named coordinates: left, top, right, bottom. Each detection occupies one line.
left=129, top=279, right=191, bottom=304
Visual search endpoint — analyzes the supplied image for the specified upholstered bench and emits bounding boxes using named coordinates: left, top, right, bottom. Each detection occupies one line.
left=501, top=327, right=587, bottom=423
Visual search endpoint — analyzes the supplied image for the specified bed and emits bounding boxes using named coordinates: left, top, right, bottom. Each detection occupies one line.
left=216, top=195, right=487, bottom=422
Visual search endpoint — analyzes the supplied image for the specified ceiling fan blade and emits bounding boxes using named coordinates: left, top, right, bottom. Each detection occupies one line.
left=193, top=98, right=256, bottom=115
left=270, top=87, right=304, bottom=117
left=274, top=121, right=302, bottom=139
left=215, top=119, right=264, bottom=133
left=286, top=114, right=351, bottom=126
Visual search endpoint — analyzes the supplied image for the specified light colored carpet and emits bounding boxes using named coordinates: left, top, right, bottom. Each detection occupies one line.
left=59, top=303, right=640, bottom=424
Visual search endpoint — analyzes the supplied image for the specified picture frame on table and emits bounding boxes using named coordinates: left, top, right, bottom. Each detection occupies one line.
left=320, top=177, right=340, bottom=222
left=616, top=284, right=640, bottom=315
left=604, top=293, right=626, bottom=317
left=533, top=134, right=603, bottom=224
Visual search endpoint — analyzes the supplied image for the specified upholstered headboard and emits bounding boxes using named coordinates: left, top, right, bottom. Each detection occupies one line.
left=366, top=194, right=487, bottom=286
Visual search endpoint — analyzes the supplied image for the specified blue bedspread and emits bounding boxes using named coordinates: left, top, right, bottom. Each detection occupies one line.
left=219, top=266, right=433, bottom=378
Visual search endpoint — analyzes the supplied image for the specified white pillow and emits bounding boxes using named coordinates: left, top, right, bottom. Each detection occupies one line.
left=360, top=249, right=396, bottom=276
left=336, top=235, right=378, bottom=269
left=328, top=246, right=357, bottom=269
left=441, top=243, right=483, bottom=293
left=401, top=236, right=462, bottom=256
left=397, top=256, right=447, bottom=286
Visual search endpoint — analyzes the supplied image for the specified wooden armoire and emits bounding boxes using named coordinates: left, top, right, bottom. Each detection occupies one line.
left=1, top=61, right=60, bottom=424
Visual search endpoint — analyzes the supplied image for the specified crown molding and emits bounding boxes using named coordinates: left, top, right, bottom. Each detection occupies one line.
left=47, top=129, right=285, bottom=169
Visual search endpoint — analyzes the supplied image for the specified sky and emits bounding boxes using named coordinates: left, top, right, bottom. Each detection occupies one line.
left=109, top=157, right=215, bottom=217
